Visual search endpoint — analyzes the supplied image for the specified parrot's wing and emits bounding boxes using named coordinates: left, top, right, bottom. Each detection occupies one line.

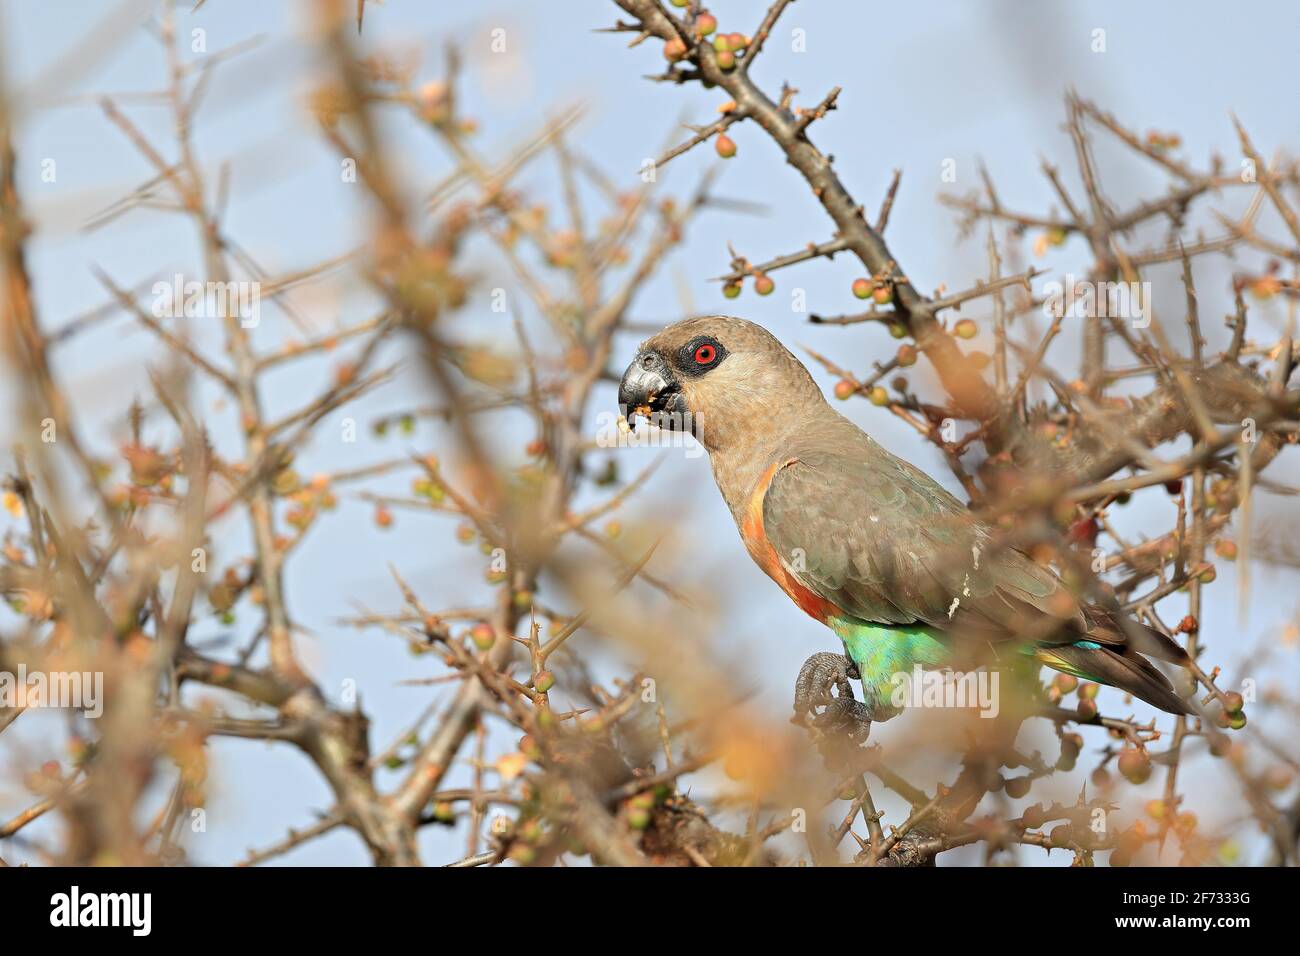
left=760, top=437, right=1096, bottom=650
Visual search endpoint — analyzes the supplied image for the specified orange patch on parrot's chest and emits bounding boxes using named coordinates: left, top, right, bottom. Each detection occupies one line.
left=739, top=460, right=836, bottom=625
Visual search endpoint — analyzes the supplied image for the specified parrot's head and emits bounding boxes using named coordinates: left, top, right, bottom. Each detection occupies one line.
left=618, top=316, right=826, bottom=453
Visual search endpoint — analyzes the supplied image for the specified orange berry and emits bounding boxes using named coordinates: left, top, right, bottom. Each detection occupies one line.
left=470, top=622, right=495, bottom=650
left=1052, top=674, right=1078, bottom=694
left=1118, top=749, right=1151, bottom=784
left=1004, top=775, right=1032, bottom=799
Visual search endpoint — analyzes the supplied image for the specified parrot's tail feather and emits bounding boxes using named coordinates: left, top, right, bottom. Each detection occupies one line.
left=1035, top=642, right=1193, bottom=715
left=1081, top=604, right=1191, bottom=666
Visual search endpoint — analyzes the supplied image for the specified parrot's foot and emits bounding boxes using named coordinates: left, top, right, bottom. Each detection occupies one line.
left=792, top=652, right=872, bottom=745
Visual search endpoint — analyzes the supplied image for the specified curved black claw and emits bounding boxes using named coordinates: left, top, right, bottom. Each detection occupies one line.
left=792, top=652, right=871, bottom=745
left=813, top=697, right=873, bottom=743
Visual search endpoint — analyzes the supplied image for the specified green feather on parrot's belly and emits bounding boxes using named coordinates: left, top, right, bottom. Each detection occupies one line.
left=828, top=618, right=1123, bottom=719
left=829, top=618, right=1074, bottom=719
left=830, top=617, right=948, bottom=718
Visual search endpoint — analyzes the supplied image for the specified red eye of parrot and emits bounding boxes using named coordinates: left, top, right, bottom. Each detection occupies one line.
left=693, top=343, right=716, bottom=365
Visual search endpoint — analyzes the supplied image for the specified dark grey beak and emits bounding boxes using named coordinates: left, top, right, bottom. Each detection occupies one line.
left=618, top=350, right=685, bottom=427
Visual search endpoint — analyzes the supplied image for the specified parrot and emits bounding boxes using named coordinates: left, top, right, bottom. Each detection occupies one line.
left=617, top=315, right=1193, bottom=734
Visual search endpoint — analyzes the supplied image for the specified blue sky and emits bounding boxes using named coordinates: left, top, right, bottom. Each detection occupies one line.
left=1, top=1, right=1297, bottom=866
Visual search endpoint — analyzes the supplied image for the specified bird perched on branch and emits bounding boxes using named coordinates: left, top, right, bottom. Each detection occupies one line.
left=618, top=316, right=1192, bottom=738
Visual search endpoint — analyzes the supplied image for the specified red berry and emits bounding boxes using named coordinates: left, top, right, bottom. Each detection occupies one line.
left=1068, top=517, right=1099, bottom=544
left=753, top=273, right=774, bottom=295
left=852, top=277, right=872, bottom=299
left=896, top=344, right=918, bottom=367
left=695, top=13, right=717, bottom=37
left=715, top=49, right=736, bottom=70
left=715, top=133, right=736, bottom=158
left=833, top=379, right=856, bottom=401
left=872, top=284, right=894, bottom=305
